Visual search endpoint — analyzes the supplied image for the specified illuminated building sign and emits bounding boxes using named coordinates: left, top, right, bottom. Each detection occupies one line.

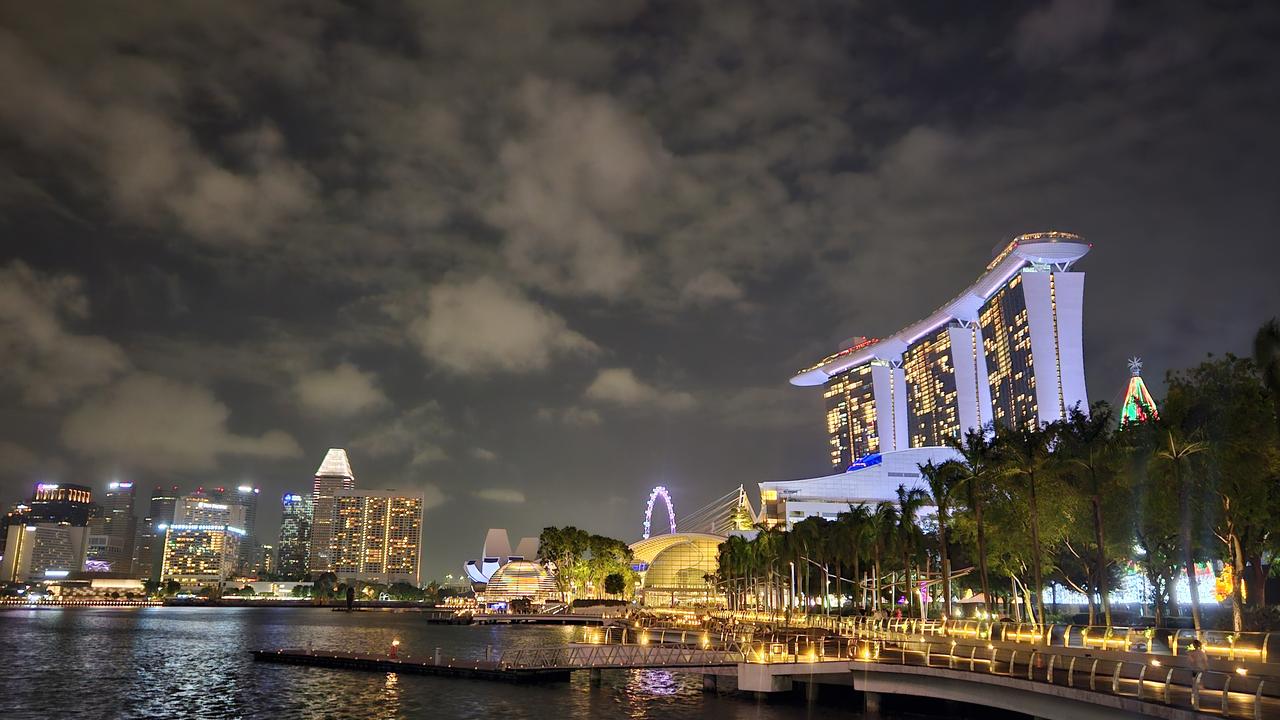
left=168, top=524, right=247, bottom=536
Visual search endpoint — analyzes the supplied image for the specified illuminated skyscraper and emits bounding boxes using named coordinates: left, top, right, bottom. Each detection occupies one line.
left=86, top=481, right=137, bottom=573
left=308, top=449, right=355, bottom=576
left=331, top=489, right=423, bottom=585
left=0, top=523, right=89, bottom=583
left=160, top=525, right=243, bottom=587
left=27, top=483, right=94, bottom=526
left=277, top=493, right=312, bottom=579
left=1, top=483, right=92, bottom=558
left=794, top=231, right=1091, bottom=469
left=257, top=544, right=277, bottom=575
left=0, top=503, right=31, bottom=557
left=160, top=492, right=248, bottom=587
left=208, top=485, right=261, bottom=572
left=133, top=485, right=179, bottom=581
left=174, top=492, right=247, bottom=528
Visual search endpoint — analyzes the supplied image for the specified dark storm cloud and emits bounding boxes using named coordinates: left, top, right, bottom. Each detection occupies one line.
left=1, top=1, right=1278, bottom=576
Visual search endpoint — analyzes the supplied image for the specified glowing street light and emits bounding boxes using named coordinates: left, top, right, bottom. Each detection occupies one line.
left=390, top=639, right=400, bottom=658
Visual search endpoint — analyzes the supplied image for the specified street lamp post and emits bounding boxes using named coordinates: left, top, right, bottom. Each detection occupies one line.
left=800, top=555, right=831, bottom=616
left=789, top=561, right=796, bottom=617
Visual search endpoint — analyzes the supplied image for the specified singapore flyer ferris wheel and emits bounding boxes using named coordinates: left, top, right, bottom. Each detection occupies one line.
left=642, top=486, right=676, bottom=539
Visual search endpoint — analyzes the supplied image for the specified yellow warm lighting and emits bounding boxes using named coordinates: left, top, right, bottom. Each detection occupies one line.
left=1150, top=659, right=1162, bottom=667
left=1236, top=668, right=1248, bottom=676
left=392, top=639, right=400, bottom=646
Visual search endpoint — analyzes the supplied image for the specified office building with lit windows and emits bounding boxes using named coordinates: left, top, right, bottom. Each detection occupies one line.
left=308, top=449, right=355, bottom=575
left=207, top=485, right=261, bottom=572
left=174, top=492, right=247, bottom=529
left=0, top=523, right=90, bottom=583
left=1, top=483, right=93, bottom=558
left=27, top=483, right=94, bottom=526
left=277, top=493, right=312, bottom=579
left=331, top=489, right=423, bottom=586
left=86, top=481, right=137, bottom=574
left=764, top=232, right=1092, bottom=527
left=792, top=231, right=1091, bottom=468
left=133, top=485, right=179, bottom=581
left=160, top=525, right=244, bottom=587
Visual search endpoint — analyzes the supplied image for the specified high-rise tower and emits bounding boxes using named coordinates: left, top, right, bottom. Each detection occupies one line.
left=208, top=485, right=261, bottom=572
left=86, top=481, right=137, bottom=573
left=793, top=231, right=1091, bottom=469
left=331, top=489, right=423, bottom=586
left=133, top=485, right=179, bottom=580
left=277, top=493, right=312, bottom=579
left=27, top=483, right=94, bottom=526
left=308, top=449, right=355, bottom=576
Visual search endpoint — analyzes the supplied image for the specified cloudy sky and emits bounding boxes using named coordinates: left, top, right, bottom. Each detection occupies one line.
left=1, top=1, right=1278, bottom=578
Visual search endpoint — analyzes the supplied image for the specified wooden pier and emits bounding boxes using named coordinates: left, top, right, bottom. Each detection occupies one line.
left=251, top=648, right=571, bottom=682
left=252, top=643, right=739, bottom=683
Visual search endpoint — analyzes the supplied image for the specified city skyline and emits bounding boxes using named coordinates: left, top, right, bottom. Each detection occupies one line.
left=1, top=2, right=1279, bottom=579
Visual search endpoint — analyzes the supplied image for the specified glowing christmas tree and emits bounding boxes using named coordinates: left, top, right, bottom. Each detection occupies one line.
left=1119, top=357, right=1158, bottom=426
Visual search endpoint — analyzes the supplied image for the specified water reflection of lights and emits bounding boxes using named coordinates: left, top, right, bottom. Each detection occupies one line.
left=383, top=671, right=400, bottom=711
left=625, top=669, right=680, bottom=698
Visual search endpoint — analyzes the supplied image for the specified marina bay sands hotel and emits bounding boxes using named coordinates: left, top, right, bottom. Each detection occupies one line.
left=760, top=231, right=1092, bottom=527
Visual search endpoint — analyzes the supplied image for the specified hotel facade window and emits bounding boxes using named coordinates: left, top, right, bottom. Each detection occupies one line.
left=903, top=324, right=960, bottom=448
left=823, top=364, right=878, bottom=468
left=980, top=272, right=1037, bottom=429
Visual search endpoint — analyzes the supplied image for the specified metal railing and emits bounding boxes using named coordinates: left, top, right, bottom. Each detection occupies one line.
left=864, top=635, right=1280, bottom=720
left=832, top=616, right=1275, bottom=663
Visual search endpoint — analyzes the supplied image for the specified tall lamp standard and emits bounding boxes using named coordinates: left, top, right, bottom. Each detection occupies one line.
left=788, top=561, right=797, bottom=617
left=800, top=556, right=831, bottom=616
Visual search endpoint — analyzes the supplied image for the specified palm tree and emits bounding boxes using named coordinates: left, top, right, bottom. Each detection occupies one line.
left=867, top=502, right=898, bottom=611
left=718, top=535, right=751, bottom=609
left=896, top=484, right=929, bottom=618
left=1060, top=403, right=1120, bottom=625
left=836, top=505, right=872, bottom=609
left=1254, top=317, right=1280, bottom=437
left=995, top=423, right=1057, bottom=626
left=920, top=461, right=963, bottom=618
left=1156, top=428, right=1208, bottom=632
left=791, top=516, right=827, bottom=614
left=753, top=525, right=784, bottom=612
left=947, top=427, right=997, bottom=611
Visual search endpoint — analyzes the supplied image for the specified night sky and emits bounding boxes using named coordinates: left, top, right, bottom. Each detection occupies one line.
left=1, top=1, right=1278, bottom=579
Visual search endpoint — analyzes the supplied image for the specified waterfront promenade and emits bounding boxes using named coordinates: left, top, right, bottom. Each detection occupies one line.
left=257, top=613, right=1280, bottom=719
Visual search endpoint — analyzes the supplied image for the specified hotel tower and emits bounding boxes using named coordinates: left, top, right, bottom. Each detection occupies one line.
left=791, top=231, right=1092, bottom=469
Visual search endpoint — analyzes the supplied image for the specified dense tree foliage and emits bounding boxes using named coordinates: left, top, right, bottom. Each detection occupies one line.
left=537, top=526, right=637, bottom=601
